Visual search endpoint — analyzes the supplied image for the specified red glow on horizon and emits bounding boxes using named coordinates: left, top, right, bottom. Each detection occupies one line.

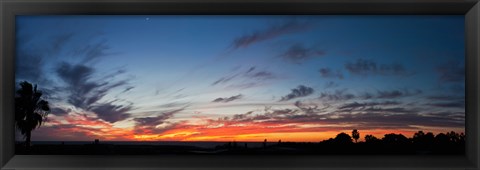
left=30, top=111, right=465, bottom=142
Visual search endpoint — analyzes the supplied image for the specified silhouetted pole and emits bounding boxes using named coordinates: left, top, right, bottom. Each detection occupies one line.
left=263, top=139, right=267, bottom=149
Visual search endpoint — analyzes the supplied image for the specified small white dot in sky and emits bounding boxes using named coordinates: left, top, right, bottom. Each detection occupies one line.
left=145, top=18, right=150, bottom=21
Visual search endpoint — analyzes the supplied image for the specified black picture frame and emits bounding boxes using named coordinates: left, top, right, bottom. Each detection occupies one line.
left=1, top=0, right=479, bottom=169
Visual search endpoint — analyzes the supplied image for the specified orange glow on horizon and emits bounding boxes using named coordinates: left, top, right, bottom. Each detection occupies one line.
left=34, top=111, right=465, bottom=142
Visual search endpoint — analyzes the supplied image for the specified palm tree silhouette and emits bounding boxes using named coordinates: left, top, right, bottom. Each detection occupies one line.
left=15, top=81, right=50, bottom=151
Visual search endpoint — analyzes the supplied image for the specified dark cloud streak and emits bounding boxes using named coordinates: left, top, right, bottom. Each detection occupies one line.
left=436, top=61, right=465, bottom=83
left=345, top=58, right=411, bottom=77
left=280, top=85, right=315, bottom=101
left=231, top=21, right=311, bottom=49
left=211, top=74, right=238, bottom=86
left=90, top=103, right=132, bottom=123
left=280, top=43, right=326, bottom=64
left=56, top=62, right=132, bottom=123
left=359, top=89, right=422, bottom=100
left=213, top=94, right=243, bottom=103
left=73, top=40, right=112, bottom=63
left=338, top=101, right=400, bottom=110
left=212, top=106, right=463, bottom=130
left=134, top=108, right=184, bottom=127
left=319, top=89, right=355, bottom=101
left=50, top=107, right=71, bottom=116
left=133, top=108, right=186, bottom=134
left=319, top=68, right=344, bottom=79
left=426, top=101, right=465, bottom=108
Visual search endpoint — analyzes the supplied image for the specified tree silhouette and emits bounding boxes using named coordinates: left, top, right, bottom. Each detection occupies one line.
left=334, top=132, right=353, bottom=145
left=447, top=131, right=460, bottom=143
left=425, top=132, right=435, bottom=142
left=352, top=129, right=360, bottom=143
left=382, top=133, right=409, bottom=145
left=364, top=134, right=379, bottom=143
left=434, top=133, right=450, bottom=145
left=413, top=130, right=425, bottom=139
left=15, top=81, right=50, bottom=151
left=459, top=133, right=465, bottom=143
left=412, top=131, right=434, bottom=147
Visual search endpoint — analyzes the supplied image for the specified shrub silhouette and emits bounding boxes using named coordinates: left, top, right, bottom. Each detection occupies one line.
left=15, top=81, right=50, bottom=151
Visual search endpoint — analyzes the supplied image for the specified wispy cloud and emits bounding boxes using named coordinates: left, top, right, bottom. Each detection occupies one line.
left=16, top=33, right=76, bottom=85
left=345, top=58, right=411, bottom=77
left=231, top=21, right=311, bottom=49
left=319, top=89, right=355, bottom=101
left=213, top=67, right=278, bottom=90
left=280, top=85, right=315, bottom=101
left=360, top=89, right=422, bottom=100
left=158, top=102, right=190, bottom=108
left=90, top=102, right=132, bottom=123
left=230, top=111, right=254, bottom=121
left=51, top=33, right=74, bottom=52
left=17, top=32, right=135, bottom=124
left=426, top=101, right=465, bottom=109
left=436, top=61, right=465, bottom=83
left=426, top=95, right=464, bottom=101
left=56, top=62, right=128, bottom=108
left=202, top=105, right=463, bottom=133
left=134, top=109, right=181, bottom=127
left=72, top=40, right=112, bottom=63
left=243, top=67, right=278, bottom=81
left=56, top=62, right=97, bottom=108
left=250, top=71, right=276, bottom=80
left=211, top=74, right=239, bottom=86
left=55, top=61, right=132, bottom=123
left=15, top=53, right=46, bottom=85
left=225, top=83, right=263, bottom=90
left=121, top=86, right=135, bottom=93
left=324, top=81, right=339, bottom=89
left=294, top=101, right=330, bottom=115
left=212, top=94, right=243, bottom=103
left=319, top=68, right=344, bottom=79
left=377, top=90, right=407, bottom=99
left=50, top=107, right=71, bottom=116
left=375, top=89, right=422, bottom=99
left=362, top=107, right=418, bottom=114
left=338, top=101, right=400, bottom=110
left=133, top=108, right=185, bottom=134
left=280, top=43, right=326, bottom=64
left=424, top=95, right=465, bottom=108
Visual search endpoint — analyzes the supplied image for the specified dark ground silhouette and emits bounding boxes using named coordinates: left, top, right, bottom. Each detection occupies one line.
left=16, top=130, right=465, bottom=155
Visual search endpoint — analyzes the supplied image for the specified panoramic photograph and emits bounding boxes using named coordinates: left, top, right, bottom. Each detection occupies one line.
left=15, top=15, right=465, bottom=155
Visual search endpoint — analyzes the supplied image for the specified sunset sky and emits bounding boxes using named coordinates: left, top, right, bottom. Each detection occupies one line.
left=15, top=15, right=465, bottom=142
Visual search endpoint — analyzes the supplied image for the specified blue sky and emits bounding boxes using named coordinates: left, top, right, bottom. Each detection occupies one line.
left=15, top=15, right=465, bottom=141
